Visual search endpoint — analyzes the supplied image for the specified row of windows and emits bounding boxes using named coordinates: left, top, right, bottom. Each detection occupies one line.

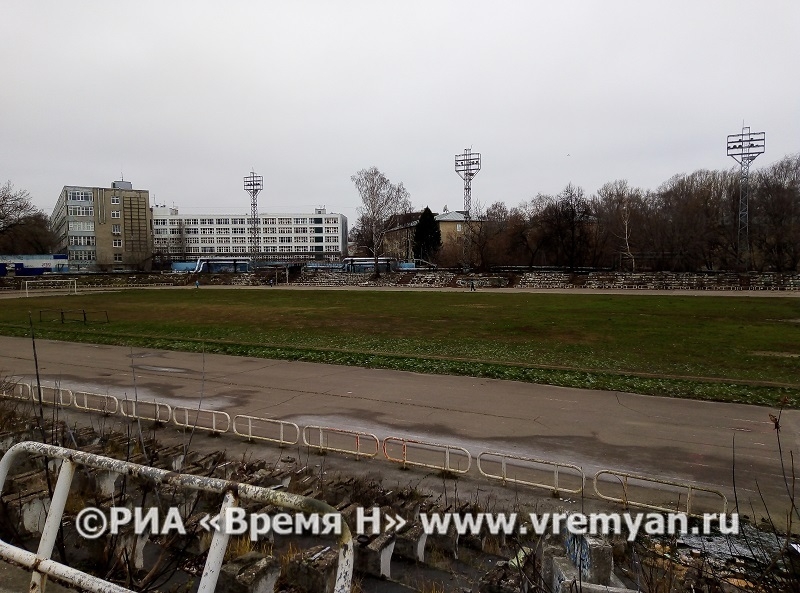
left=68, top=206, right=94, bottom=217
left=182, top=245, right=340, bottom=254
left=69, top=236, right=96, bottom=246
left=187, top=245, right=336, bottom=254
left=68, top=190, right=93, bottom=202
left=153, top=217, right=342, bottom=227
left=178, top=227, right=338, bottom=236
left=67, top=206, right=122, bottom=218
left=69, top=250, right=96, bottom=261
left=157, top=236, right=339, bottom=246
left=68, top=221, right=95, bottom=231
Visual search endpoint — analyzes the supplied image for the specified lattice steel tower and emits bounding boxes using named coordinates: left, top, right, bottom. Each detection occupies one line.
left=455, top=148, right=481, bottom=268
left=243, top=171, right=263, bottom=260
left=727, top=127, right=765, bottom=269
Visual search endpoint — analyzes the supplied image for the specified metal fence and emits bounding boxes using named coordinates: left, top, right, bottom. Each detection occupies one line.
left=0, top=441, right=353, bottom=593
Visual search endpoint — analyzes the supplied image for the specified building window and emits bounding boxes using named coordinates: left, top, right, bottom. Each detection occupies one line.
left=113, top=253, right=123, bottom=262
left=201, top=246, right=215, bottom=253
left=111, top=196, right=120, bottom=204
left=113, top=239, right=122, bottom=248
left=68, top=190, right=93, bottom=202
left=112, top=224, right=121, bottom=235
left=279, top=236, right=292, bottom=243
left=69, top=236, right=96, bottom=246
left=68, top=206, right=94, bottom=217
left=293, top=218, right=306, bottom=224
left=278, top=217, right=291, bottom=224
left=264, top=218, right=276, bottom=225
left=231, top=218, right=246, bottom=225
left=294, top=227, right=307, bottom=234
left=215, top=218, right=230, bottom=225
left=153, top=219, right=167, bottom=226
left=111, top=210, right=121, bottom=219
left=68, top=221, right=95, bottom=231
left=456, top=223, right=462, bottom=232
left=70, top=250, right=96, bottom=261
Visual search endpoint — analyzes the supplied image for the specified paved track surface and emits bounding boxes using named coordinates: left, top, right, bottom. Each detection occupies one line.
left=0, top=335, right=797, bottom=518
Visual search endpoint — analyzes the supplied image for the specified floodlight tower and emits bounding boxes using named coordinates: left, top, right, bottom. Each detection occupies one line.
left=455, top=148, right=481, bottom=268
left=727, top=127, right=765, bottom=269
left=243, top=170, right=263, bottom=260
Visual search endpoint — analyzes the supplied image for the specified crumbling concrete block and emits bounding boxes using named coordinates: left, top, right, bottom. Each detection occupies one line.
left=394, top=522, right=427, bottom=562
left=2, top=490, right=49, bottom=535
left=354, top=532, right=395, bottom=578
left=218, top=551, right=281, bottom=593
left=552, top=554, right=631, bottom=593
left=282, top=544, right=339, bottom=593
left=564, top=533, right=613, bottom=585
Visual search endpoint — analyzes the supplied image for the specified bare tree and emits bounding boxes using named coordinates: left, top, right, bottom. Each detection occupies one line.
left=0, top=181, right=39, bottom=234
left=351, top=167, right=411, bottom=276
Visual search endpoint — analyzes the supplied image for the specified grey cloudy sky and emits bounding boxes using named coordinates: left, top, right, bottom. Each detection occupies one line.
left=2, top=1, right=798, bottom=223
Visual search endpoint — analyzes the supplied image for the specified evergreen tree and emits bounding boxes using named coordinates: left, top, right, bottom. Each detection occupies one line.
left=413, top=206, right=441, bottom=261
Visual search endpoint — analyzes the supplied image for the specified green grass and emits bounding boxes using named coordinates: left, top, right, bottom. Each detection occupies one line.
left=1, top=288, right=799, bottom=407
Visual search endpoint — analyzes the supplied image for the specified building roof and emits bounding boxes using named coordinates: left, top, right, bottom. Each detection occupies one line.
left=435, top=211, right=468, bottom=222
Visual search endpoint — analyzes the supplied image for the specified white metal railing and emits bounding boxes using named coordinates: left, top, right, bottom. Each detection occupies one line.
left=232, top=414, right=299, bottom=446
left=172, top=406, right=231, bottom=434
left=476, top=451, right=585, bottom=495
left=302, top=425, right=380, bottom=459
left=73, top=391, right=119, bottom=415
left=119, top=399, right=173, bottom=424
left=34, top=386, right=73, bottom=408
left=593, top=469, right=728, bottom=516
left=0, top=381, right=732, bottom=516
left=382, top=437, right=472, bottom=474
left=0, top=441, right=353, bottom=593
left=1, top=380, right=31, bottom=401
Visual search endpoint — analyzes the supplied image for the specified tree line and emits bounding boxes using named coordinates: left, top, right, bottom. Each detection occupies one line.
left=354, top=153, right=799, bottom=273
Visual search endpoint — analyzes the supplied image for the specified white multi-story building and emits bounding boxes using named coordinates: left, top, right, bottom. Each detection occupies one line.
left=150, top=206, right=348, bottom=262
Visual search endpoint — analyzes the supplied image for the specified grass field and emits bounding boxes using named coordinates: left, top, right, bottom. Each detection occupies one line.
left=1, top=288, right=798, bottom=407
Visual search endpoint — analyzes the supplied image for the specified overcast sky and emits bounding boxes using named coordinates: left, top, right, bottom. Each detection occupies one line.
left=2, top=1, right=798, bottom=222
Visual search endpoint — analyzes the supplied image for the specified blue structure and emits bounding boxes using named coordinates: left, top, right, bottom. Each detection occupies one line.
left=0, top=255, right=69, bottom=276
left=172, top=257, right=251, bottom=273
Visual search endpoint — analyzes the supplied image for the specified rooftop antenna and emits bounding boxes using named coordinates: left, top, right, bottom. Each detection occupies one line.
left=727, top=125, right=765, bottom=270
